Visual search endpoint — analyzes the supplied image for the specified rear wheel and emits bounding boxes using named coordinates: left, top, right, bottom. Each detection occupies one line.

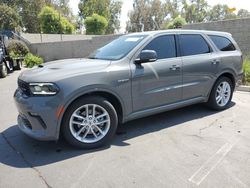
left=62, top=96, right=118, bottom=149
left=207, top=77, right=233, bottom=110
left=0, top=63, right=8, bottom=78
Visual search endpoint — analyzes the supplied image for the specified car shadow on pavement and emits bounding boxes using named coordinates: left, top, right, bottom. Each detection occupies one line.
left=0, top=102, right=235, bottom=168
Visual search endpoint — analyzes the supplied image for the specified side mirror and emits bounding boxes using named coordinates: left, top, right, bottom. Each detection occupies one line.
left=135, top=50, right=157, bottom=64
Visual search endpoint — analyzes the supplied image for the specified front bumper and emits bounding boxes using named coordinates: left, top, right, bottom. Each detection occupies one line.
left=14, top=88, right=60, bottom=141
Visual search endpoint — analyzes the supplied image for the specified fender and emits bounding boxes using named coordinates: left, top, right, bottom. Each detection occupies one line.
left=55, top=85, right=126, bottom=139
left=206, top=68, right=237, bottom=100
left=216, top=68, right=237, bottom=80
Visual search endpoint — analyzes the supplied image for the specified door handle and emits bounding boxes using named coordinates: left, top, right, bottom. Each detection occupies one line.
left=170, top=65, right=180, bottom=71
left=211, top=59, right=220, bottom=65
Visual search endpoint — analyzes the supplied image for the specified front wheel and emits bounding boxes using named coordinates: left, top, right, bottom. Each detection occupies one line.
left=207, top=77, right=233, bottom=110
left=61, top=96, right=118, bottom=149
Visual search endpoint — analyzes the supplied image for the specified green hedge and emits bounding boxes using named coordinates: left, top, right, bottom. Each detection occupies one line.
left=24, top=53, right=43, bottom=68
left=167, top=16, right=187, bottom=29
left=39, top=6, right=75, bottom=34
left=7, top=40, right=29, bottom=59
left=243, top=57, right=250, bottom=85
left=84, top=14, right=108, bottom=35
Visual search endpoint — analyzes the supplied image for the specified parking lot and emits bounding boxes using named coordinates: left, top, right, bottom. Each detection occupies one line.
left=0, top=70, right=250, bottom=188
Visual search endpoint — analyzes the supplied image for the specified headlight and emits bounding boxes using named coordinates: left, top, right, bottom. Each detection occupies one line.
left=29, top=83, right=59, bottom=96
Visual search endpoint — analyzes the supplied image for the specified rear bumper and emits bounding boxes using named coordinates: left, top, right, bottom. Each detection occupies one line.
left=14, top=88, right=60, bottom=141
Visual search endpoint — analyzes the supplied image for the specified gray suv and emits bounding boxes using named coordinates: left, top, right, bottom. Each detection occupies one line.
left=14, top=30, right=243, bottom=149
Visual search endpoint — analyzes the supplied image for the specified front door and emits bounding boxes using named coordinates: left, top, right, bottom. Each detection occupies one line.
left=131, top=35, right=182, bottom=112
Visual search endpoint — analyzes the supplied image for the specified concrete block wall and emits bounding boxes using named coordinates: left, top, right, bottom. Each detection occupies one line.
left=27, top=18, right=250, bottom=61
left=182, top=18, right=250, bottom=56
left=29, top=34, right=121, bottom=62
left=21, top=33, right=95, bottom=43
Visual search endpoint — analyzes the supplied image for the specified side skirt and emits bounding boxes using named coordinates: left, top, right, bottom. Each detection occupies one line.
left=123, top=97, right=206, bottom=123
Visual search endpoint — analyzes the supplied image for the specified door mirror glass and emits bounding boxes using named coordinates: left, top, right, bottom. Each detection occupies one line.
left=135, top=50, right=157, bottom=64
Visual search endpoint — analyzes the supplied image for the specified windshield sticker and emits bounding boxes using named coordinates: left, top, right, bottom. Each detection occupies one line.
left=125, top=37, right=143, bottom=42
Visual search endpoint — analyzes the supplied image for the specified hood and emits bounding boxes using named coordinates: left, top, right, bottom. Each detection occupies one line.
left=19, top=58, right=111, bottom=82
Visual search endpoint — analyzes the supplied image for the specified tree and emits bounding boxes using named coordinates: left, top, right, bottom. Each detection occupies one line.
left=78, top=0, right=122, bottom=34
left=149, top=0, right=167, bottom=30
left=20, top=0, right=47, bottom=33
left=0, top=4, right=21, bottom=30
left=237, top=9, right=250, bottom=18
left=207, top=4, right=237, bottom=21
left=46, top=0, right=74, bottom=19
left=1, top=0, right=75, bottom=33
left=0, top=0, right=47, bottom=33
left=182, top=0, right=209, bottom=23
left=84, top=13, right=108, bottom=34
left=167, top=16, right=186, bottom=29
left=0, top=0, right=19, bottom=8
left=127, top=0, right=167, bottom=32
left=79, top=0, right=111, bottom=19
left=39, top=6, right=74, bottom=34
left=165, top=0, right=183, bottom=19
left=106, top=0, right=122, bottom=34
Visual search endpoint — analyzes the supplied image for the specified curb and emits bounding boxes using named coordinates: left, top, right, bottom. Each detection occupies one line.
left=237, top=85, right=250, bottom=92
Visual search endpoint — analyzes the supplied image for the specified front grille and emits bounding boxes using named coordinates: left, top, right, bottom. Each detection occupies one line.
left=18, top=79, right=31, bottom=96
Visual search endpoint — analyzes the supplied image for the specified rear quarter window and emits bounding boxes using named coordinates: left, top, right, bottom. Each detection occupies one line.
left=208, top=35, right=236, bottom=51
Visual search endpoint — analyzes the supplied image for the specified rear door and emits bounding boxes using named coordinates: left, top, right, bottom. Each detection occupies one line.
left=178, top=34, right=220, bottom=100
left=131, top=34, right=182, bottom=112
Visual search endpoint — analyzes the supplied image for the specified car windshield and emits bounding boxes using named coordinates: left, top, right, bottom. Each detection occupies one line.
left=88, top=35, right=147, bottom=60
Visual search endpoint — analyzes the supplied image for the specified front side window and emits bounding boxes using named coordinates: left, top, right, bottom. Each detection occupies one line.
left=208, top=35, right=236, bottom=51
left=179, top=34, right=210, bottom=56
left=143, top=35, right=176, bottom=59
left=89, top=35, right=147, bottom=60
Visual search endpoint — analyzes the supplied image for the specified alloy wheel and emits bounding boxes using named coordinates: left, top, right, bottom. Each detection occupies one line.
left=215, top=81, right=231, bottom=107
left=69, top=104, right=111, bottom=143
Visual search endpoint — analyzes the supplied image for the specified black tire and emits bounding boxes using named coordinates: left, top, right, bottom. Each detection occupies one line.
left=61, top=96, right=118, bottom=149
left=0, top=63, right=8, bottom=78
left=8, top=60, right=14, bottom=73
left=14, top=60, right=21, bottom=70
left=207, top=77, right=233, bottom=110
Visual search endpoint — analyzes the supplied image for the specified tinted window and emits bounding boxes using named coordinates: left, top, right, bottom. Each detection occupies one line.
left=179, top=34, right=210, bottom=56
left=143, top=35, right=176, bottom=59
left=209, top=35, right=236, bottom=51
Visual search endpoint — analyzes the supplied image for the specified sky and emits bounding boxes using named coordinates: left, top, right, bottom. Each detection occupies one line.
left=69, top=0, right=250, bottom=33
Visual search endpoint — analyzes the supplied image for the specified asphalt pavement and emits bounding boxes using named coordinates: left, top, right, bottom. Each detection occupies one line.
left=1, top=69, right=250, bottom=188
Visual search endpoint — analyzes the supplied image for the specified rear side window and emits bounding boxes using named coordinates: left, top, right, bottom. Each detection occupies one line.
left=179, top=34, right=210, bottom=56
left=143, top=35, right=176, bottom=59
left=208, top=35, right=236, bottom=51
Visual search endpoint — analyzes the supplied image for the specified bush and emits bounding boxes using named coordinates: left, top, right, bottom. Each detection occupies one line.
left=61, top=17, right=75, bottom=34
left=24, top=53, right=44, bottom=68
left=243, top=57, right=250, bottom=85
left=84, top=14, right=108, bottom=35
left=6, top=40, right=29, bottom=59
left=39, top=6, right=75, bottom=34
left=167, top=16, right=187, bottom=29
